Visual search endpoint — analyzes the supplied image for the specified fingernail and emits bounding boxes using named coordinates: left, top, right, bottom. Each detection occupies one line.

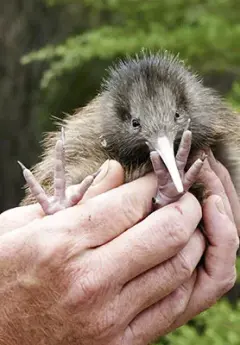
left=215, top=196, right=226, bottom=215
left=92, top=160, right=110, bottom=185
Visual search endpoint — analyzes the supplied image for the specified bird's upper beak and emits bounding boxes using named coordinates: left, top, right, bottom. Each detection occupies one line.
left=155, top=136, right=184, bottom=193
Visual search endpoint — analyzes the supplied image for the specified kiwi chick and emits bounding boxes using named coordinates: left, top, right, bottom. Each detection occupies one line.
left=20, top=52, right=240, bottom=211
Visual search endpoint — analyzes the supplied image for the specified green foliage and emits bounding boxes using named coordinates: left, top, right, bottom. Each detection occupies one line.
left=236, top=256, right=240, bottom=283
left=153, top=256, right=240, bottom=345
left=22, top=0, right=240, bottom=90
left=154, top=299, right=240, bottom=345
left=228, top=81, right=240, bottom=111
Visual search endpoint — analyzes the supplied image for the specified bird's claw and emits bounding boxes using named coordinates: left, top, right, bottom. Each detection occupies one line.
left=18, top=128, right=99, bottom=215
left=150, top=129, right=206, bottom=207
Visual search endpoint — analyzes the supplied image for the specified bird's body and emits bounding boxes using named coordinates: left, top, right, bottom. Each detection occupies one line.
left=21, top=52, right=240, bottom=207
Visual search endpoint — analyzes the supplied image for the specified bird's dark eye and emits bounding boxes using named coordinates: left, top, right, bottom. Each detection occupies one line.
left=174, top=112, right=180, bottom=121
left=131, top=118, right=141, bottom=128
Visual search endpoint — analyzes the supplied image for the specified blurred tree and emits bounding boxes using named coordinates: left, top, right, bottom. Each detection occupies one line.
left=0, top=0, right=91, bottom=211
left=22, top=0, right=240, bottom=96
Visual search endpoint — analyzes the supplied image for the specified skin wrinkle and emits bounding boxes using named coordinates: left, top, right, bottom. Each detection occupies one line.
left=128, top=276, right=196, bottom=345
left=97, top=193, right=201, bottom=290
left=0, top=158, right=239, bottom=344
left=119, top=230, right=205, bottom=325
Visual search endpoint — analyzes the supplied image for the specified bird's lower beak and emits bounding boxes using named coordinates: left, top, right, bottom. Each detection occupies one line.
left=155, top=136, right=184, bottom=193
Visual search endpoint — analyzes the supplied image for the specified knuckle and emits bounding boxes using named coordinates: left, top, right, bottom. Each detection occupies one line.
left=160, top=307, right=175, bottom=328
left=175, top=252, right=193, bottom=280
left=121, top=191, right=148, bottom=225
left=78, top=273, right=100, bottom=302
left=65, top=271, right=105, bottom=313
left=220, top=269, right=237, bottom=295
left=164, top=217, right=189, bottom=249
left=94, top=311, right=118, bottom=339
left=75, top=268, right=108, bottom=306
left=63, top=272, right=104, bottom=316
left=122, top=326, right=136, bottom=345
left=70, top=253, right=111, bottom=308
left=161, top=288, right=187, bottom=326
left=209, top=269, right=237, bottom=302
left=173, top=285, right=189, bottom=315
left=225, top=232, right=239, bottom=251
left=165, top=253, right=192, bottom=284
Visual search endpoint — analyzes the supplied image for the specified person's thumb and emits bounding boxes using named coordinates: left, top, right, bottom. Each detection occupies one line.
left=68, top=159, right=125, bottom=202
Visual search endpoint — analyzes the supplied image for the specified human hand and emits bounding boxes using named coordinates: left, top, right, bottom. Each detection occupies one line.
left=0, top=155, right=238, bottom=345
left=0, top=159, right=125, bottom=234
left=0, top=162, right=205, bottom=345
left=206, top=149, right=240, bottom=234
left=159, top=153, right=239, bottom=340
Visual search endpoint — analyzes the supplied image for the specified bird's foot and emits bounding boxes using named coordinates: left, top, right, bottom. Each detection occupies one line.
left=150, top=130, right=206, bottom=207
left=18, top=128, right=100, bottom=215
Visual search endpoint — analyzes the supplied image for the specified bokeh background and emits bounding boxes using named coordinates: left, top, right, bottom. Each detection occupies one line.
left=0, top=0, right=240, bottom=343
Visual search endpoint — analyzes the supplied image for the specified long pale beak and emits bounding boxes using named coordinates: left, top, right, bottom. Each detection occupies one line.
left=155, top=136, right=184, bottom=193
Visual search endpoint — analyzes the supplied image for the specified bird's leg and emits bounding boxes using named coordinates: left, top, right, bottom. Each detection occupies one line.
left=18, top=128, right=100, bottom=215
left=150, top=129, right=206, bottom=207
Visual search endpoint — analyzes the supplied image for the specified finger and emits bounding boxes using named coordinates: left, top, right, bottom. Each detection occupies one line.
left=120, top=229, right=205, bottom=321
left=65, top=161, right=124, bottom=206
left=0, top=204, right=44, bottom=235
left=169, top=195, right=239, bottom=330
left=99, top=193, right=202, bottom=284
left=124, top=274, right=196, bottom=345
left=81, top=160, right=124, bottom=201
left=202, top=195, right=238, bottom=279
left=198, top=159, right=234, bottom=221
left=208, top=150, right=240, bottom=235
left=45, top=172, right=158, bottom=246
